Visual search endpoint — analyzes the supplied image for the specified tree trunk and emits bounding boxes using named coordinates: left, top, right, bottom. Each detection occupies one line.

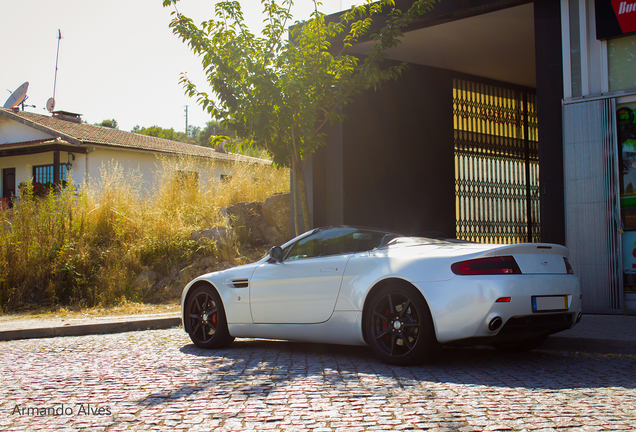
left=291, top=156, right=301, bottom=236
left=290, top=125, right=310, bottom=234
left=296, top=163, right=310, bottom=233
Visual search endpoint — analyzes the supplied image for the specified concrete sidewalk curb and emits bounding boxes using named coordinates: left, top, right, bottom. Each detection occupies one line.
left=0, top=317, right=182, bottom=341
left=542, top=335, right=636, bottom=355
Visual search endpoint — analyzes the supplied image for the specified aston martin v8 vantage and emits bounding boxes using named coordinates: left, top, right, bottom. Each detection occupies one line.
left=181, top=226, right=581, bottom=365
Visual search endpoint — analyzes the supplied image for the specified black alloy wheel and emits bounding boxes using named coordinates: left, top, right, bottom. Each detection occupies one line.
left=365, top=284, right=437, bottom=365
left=186, top=285, right=234, bottom=349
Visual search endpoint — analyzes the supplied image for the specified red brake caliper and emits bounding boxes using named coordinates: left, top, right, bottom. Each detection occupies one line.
left=381, top=308, right=390, bottom=339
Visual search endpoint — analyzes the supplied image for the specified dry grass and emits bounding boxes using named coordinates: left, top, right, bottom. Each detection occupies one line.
left=0, top=300, right=180, bottom=321
left=0, top=156, right=289, bottom=313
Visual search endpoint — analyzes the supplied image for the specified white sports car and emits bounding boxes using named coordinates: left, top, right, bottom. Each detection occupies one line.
left=181, top=226, right=582, bottom=365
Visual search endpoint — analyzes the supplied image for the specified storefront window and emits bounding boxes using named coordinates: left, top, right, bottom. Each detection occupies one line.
left=617, top=101, right=636, bottom=291
left=608, top=34, right=636, bottom=92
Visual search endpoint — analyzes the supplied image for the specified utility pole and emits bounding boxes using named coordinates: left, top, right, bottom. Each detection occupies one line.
left=184, top=105, right=189, bottom=136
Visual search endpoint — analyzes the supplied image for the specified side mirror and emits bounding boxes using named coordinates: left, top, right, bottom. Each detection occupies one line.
left=269, top=246, right=283, bottom=263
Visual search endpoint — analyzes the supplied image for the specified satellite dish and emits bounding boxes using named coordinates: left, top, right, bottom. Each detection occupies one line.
left=3, top=82, right=29, bottom=109
left=46, top=97, right=56, bottom=113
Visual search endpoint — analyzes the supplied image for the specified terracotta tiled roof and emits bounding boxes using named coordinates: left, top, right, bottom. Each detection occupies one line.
left=0, top=108, right=269, bottom=164
left=0, top=139, right=53, bottom=149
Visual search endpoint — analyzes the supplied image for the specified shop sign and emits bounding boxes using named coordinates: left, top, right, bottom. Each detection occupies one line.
left=596, top=0, right=636, bottom=39
left=456, top=103, right=521, bottom=127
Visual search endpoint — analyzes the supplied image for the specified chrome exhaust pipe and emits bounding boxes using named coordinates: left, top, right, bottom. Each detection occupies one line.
left=488, top=316, right=503, bottom=331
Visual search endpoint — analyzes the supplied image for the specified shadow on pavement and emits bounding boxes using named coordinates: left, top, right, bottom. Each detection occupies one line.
left=134, top=338, right=636, bottom=408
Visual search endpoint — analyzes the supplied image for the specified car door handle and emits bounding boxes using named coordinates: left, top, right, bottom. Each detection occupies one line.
left=320, top=267, right=337, bottom=272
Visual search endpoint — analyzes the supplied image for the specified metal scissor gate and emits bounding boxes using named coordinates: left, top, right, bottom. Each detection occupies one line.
left=453, top=78, right=540, bottom=244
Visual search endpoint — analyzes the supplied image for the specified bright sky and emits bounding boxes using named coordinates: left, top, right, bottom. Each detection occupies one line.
left=1, top=0, right=357, bottom=133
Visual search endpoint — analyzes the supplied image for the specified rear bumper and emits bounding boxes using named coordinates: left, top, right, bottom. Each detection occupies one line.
left=490, top=312, right=578, bottom=343
left=418, top=274, right=582, bottom=343
left=444, top=312, right=581, bottom=346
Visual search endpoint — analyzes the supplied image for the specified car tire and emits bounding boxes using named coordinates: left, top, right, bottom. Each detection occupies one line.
left=185, top=285, right=234, bottom=349
left=365, top=284, right=438, bottom=365
left=492, top=335, right=547, bottom=352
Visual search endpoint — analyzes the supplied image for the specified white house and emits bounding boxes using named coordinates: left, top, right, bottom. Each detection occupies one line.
left=0, top=108, right=269, bottom=204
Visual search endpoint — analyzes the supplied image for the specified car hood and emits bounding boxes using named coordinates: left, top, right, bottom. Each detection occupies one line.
left=197, top=260, right=263, bottom=283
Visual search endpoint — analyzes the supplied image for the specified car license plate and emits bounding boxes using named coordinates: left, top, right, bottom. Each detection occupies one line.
left=532, top=295, right=568, bottom=312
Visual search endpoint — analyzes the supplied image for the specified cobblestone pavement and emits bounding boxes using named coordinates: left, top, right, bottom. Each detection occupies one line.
left=1, top=328, right=635, bottom=431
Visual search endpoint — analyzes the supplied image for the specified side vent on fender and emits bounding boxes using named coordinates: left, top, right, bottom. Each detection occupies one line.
left=224, top=279, right=249, bottom=288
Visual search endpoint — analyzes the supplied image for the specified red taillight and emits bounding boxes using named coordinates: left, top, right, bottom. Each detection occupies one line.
left=495, top=297, right=511, bottom=302
left=563, top=257, right=574, bottom=274
left=451, top=256, right=521, bottom=275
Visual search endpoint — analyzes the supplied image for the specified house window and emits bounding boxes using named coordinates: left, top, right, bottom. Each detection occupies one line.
left=33, top=164, right=66, bottom=184
left=174, top=170, right=199, bottom=188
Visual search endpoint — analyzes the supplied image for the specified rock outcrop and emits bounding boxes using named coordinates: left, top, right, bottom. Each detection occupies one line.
left=226, top=192, right=290, bottom=247
left=145, top=192, right=291, bottom=299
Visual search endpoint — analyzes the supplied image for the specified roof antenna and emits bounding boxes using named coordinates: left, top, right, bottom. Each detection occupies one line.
left=47, top=29, right=62, bottom=113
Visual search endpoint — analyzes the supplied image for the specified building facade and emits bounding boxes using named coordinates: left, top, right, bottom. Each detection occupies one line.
left=0, top=108, right=269, bottom=207
left=561, top=0, right=636, bottom=312
left=304, top=0, right=635, bottom=313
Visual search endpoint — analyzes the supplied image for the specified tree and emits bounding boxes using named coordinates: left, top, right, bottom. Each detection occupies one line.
left=188, top=125, right=202, bottom=140
left=97, top=119, right=118, bottom=129
left=131, top=124, right=197, bottom=144
left=164, top=0, right=435, bottom=234
left=197, top=120, right=237, bottom=148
